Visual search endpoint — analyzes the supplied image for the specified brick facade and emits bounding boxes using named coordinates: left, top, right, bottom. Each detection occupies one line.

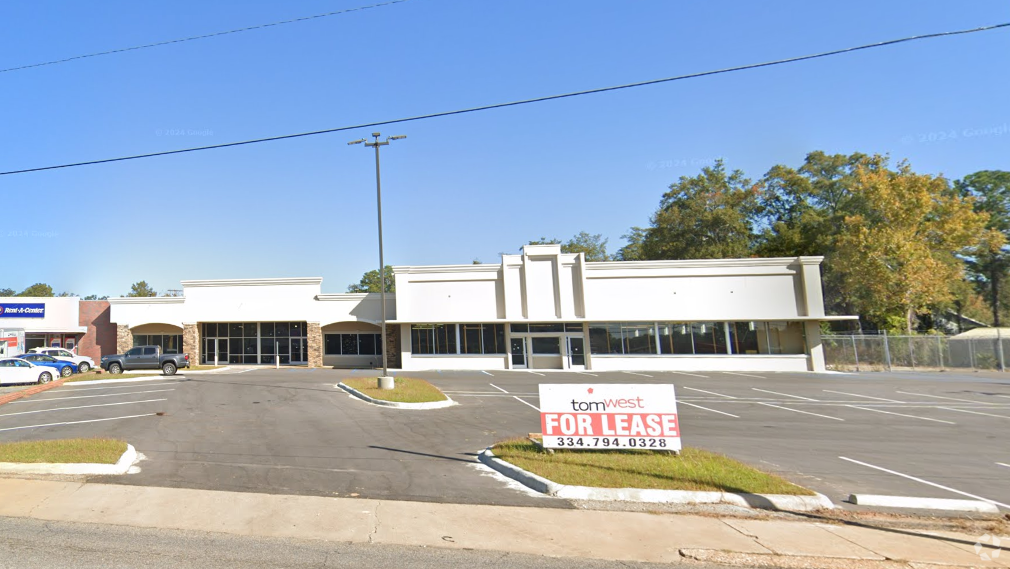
left=183, top=324, right=200, bottom=365
left=78, top=300, right=117, bottom=362
left=307, top=322, right=322, bottom=367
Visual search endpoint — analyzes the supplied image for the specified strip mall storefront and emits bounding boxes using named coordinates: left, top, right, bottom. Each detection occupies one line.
left=106, top=246, right=852, bottom=372
left=0, top=298, right=88, bottom=355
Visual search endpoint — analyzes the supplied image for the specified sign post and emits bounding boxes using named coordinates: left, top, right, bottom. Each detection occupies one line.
left=539, top=384, right=681, bottom=452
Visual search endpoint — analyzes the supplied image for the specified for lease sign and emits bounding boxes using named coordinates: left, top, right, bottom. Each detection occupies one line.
left=539, top=384, right=681, bottom=451
left=0, top=303, right=45, bottom=318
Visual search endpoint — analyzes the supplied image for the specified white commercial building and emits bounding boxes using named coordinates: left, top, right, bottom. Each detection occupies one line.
left=0, top=297, right=88, bottom=355
left=108, top=245, right=851, bottom=372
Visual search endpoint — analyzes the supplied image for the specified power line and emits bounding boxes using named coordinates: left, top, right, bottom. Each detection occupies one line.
left=2, top=21, right=1007, bottom=177
left=0, top=0, right=409, bottom=74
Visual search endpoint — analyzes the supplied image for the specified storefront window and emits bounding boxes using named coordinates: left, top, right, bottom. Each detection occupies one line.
left=590, top=321, right=806, bottom=356
left=531, top=337, right=561, bottom=354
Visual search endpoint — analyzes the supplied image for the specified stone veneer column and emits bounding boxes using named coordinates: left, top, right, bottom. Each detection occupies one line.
left=307, top=322, right=323, bottom=368
left=183, top=324, right=200, bottom=365
left=116, top=325, right=132, bottom=354
left=385, top=324, right=401, bottom=369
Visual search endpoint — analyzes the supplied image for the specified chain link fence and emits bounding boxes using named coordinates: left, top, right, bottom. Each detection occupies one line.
left=822, top=332, right=1010, bottom=372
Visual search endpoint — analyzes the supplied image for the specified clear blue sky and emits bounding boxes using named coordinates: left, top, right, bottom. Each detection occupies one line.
left=1, top=1, right=1008, bottom=297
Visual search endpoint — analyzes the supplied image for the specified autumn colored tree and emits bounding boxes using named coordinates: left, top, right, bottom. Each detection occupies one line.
left=833, top=162, right=990, bottom=333
left=754, top=151, right=888, bottom=316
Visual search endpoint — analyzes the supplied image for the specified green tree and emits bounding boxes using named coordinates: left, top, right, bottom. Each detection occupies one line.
left=833, top=162, right=989, bottom=332
left=563, top=231, right=610, bottom=261
left=754, top=151, right=888, bottom=316
left=636, top=160, right=761, bottom=260
left=347, top=266, right=395, bottom=293
left=524, top=237, right=562, bottom=247
left=615, top=227, right=648, bottom=261
left=0, top=288, right=14, bottom=297
left=18, top=283, right=53, bottom=297
left=956, top=170, right=1010, bottom=325
left=82, top=294, right=109, bottom=301
left=523, top=234, right=610, bottom=261
left=127, top=281, right=158, bottom=297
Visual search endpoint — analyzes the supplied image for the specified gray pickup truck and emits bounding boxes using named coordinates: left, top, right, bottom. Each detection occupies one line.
left=101, top=346, right=190, bottom=375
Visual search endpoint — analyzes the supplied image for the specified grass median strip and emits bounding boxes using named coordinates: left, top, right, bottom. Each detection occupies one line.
left=343, top=377, right=448, bottom=404
left=492, top=439, right=814, bottom=495
left=0, top=438, right=127, bottom=464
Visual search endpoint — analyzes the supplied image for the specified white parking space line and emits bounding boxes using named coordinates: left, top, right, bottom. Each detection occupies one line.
left=936, top=406, right=1010, bottom=419
left=481, top=371, right=494, bottom=376
left=823, top=390, right=903, bottom=403
left=752, top=388, right=818, bottom=401
left=724, top=371, right=766, bottom=379
left=845, top=405, right=955, bottom=424
left=0, top=413, right=158, bottom=433
left=995, top=395, right=1010, bottom=400
left=526, top=370, right=545, bottom=377
left=758, top=402, right=844, bottom=421
left=895, top=391, right=994, bottom=405
left=60, top=382, right=180, bottom=392
left=10, top=389, right=175, bottom=403
left=0, top=399, right=167, bottom=418
left=489, top=383, right=509, bottom=393
left=577, top=371, right=599, bottom=377
left=669, top=371, right=709, bottom=378
left=679, top=401, right=740, bottom=418
left=622, top=371, right=653, bottom=378
left=513, top=396, right=540, bottom=411
left=997, top=462, right=1010, bottom=469
left=681, top=387, right=737, bottom=399
left=839, top=456, right=1010, bottom=510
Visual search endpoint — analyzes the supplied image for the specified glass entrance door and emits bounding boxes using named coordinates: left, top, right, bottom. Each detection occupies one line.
left=291, top=338, right=307, bottom=364
left=567, top=336, right=585, bottom=370
left=204, top=338, right=229, bottom=365
left=510, top=337, right=527, bottom=369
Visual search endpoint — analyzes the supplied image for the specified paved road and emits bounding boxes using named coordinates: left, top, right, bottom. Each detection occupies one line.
left=0, top=515, right=697, bottom=569
left=0, top=367, right=1007, bottom=511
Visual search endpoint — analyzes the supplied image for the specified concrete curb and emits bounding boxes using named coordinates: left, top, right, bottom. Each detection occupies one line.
left=0, top=376, right=68, bottom=407
left=679, top=549, right=911, bottom=569
left=336, top=382, right=456, bottom=410
left=0, top=444, right=140, bottom=476
left=478, top=448, right=834, bottom=511
left=848, top=494, right=1000, bottom=513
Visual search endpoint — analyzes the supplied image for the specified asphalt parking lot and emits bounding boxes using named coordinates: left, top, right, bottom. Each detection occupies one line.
left=428, top=368, right=1010, bottom=510
left=0, top=367, right=1007, bottom=512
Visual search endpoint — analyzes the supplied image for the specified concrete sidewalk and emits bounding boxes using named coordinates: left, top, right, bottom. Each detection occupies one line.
left=0, top=478, right=1003, bottom=567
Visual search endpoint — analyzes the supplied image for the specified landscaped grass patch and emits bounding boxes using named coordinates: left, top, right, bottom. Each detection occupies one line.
left=0, top=438, right=128, bottom=464
left=492, top=439, right=814, bottom=495
left=343, top=377, right=448, bottom=403
left=65, top=365, right=221, bottom=383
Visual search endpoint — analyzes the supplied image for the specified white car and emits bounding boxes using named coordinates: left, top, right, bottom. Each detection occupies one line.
left=0, top=358, right=54, bottom=385
left=31, top=347, right=96, bottom=373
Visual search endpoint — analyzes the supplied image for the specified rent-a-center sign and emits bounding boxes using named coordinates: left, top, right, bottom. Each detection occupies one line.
left=539, top=384, right=681, bottom=451
left=0, top=303, right=45, bottom=318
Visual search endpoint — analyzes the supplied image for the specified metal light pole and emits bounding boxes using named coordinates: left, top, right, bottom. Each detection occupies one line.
left=349, top=133, right=406, bottom=389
